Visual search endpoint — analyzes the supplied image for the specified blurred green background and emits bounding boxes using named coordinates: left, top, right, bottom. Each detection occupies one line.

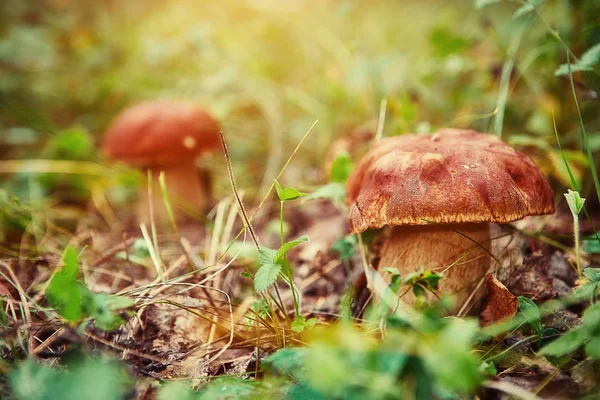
left=0, top=0, right=599, bottom=224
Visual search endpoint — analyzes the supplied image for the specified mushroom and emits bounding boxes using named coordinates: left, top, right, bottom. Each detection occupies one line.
left=102, top=100, right=220, bottom=222
left=345, top=129, right=555, bottom=310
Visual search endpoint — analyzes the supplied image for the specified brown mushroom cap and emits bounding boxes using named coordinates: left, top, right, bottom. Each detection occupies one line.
left=345, top=129, right=555, bottom=233
left=102, top=100, right=220, bottom=166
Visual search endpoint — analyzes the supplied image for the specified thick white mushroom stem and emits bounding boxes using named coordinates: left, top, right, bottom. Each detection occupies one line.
left=378, top=223, right=492, bottom=312
left=137, top=160, right=209, bottom=224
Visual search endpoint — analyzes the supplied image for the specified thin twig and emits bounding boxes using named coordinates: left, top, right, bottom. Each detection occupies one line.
left=85, top=331, right=180, bottom=365
left=219, top=131, right=260, bottom=249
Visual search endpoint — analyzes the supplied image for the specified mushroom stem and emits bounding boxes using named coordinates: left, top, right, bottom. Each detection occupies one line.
left=137, top=161, right=210, bottom=224
left=378, top=223, right=492, bottom=312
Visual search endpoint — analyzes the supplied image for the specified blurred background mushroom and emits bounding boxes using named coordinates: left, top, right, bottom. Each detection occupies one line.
left=102, top=100, right=220, bottom=224
left=346, top=129, right=555, bottom=311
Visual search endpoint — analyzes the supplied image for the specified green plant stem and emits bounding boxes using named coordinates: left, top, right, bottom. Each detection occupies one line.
left=484, top=334, right=537, bottom=363
left=268, top=290, right=287, bottom=319
left=284, top=274, right=300, bottom=317
left=260, top=293, right=282, bottom=343
left=273, top=284, right=290, bottom=321
left=279, top=200, right=300, bottom=316
left=280, top=201, right=285, bottom=247
left=574, top=215, right=581, bottom=278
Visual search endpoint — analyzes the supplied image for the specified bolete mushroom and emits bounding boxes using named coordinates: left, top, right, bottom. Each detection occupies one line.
left=345, top=129, right=555, bottom=309
left=102, top=100, right=220, bottom=222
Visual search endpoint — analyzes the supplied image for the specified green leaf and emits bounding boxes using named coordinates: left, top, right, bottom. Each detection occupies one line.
left=383, top=267, right=401, bottom=276
left=257, top=246, right=277, bottom=266
left=250, top=299, right=271, bottom=319
left=198, top=377, right=258, bottom=399
left=263, top=347, right=308, bottom=381
left=413, top=284, right=427, bottom=298
left=586, top=133, right=600, bottom=152
left=583, top=302, right=600, bottom=331
left=0, top=297, right=7, bottom=328
left=290, top=316, right=318, bottom=333
left=383, top=267, right=403, bottom=292
left=481, top=361, right=497, bottom=376
left=240, top=271, right=253, bottom=280
left=573, top=282, right=599, bottom=301
left=564, top=189, right=585, bottom=216
left=556, top=43, right=600, bottom=76
left=583, top=237, right=600, bottom=254
left=89, top=294, right=133, bottom=331
left=62, top=246, right=80, bottom=279
left=555, top=63, right=594, bottom=76
left=405, top=270, right=443, bottom=295
left=579, top=43, right=600, bottom=67
left=45, top=127, right=93, bottom=161
left=158, top=381, right=200, bottom=400
left=282, top=187, right=307, bottom=201
left=585, top=336, right=600, bottom=359
left=518, top=296, right=543, bottom=335
left=288, top=384, right=326, bottom=400
left=418, top=271, right=442, bottom=291
left=274, top=179, right=307, bottom=202
left=291, top=317, right=307, bottom=333
left=9, top=359, right=57, bottom=400
left=329, top=152, right=354, bottom=183
left=254, top=263, right=282, bottom=292
left=583, top=267, right=600, bottom=282
left=306, top=317, right=318, bottom=328
left=375, top=351, right=409, bottom=376
left=10, top=356, right=132, bottom=400
left=423, top=319, right=483, bottom=393
left=46, top=248, right=132, bottom=330
left=274, top=179, right=285, bottom=199
left=539, top=326, right=589, bottom=356
left=275, top=235, right=309, bottom=262
left=46, top=247, right=93, bottom=322
left=331, top=235, right=357, bottom=261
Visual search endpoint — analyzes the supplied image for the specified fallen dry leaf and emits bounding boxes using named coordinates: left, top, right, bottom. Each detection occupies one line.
left=506, top=251, right=560, bottom=302
left=480, top=274, right=518, bottom=327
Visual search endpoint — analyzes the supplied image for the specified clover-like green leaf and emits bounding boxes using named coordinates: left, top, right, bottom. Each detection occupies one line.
left=46, top=247, right=93, bottom=322
left=274, top=179, right=307, bottom=202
